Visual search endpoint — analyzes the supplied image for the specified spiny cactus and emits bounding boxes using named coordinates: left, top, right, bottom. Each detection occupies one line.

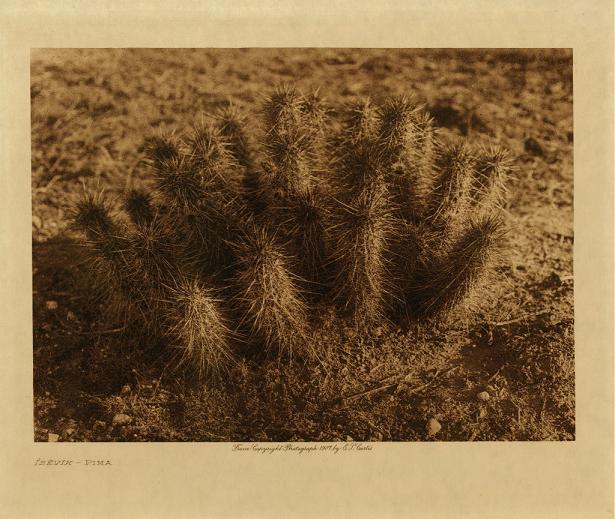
left=228, top=221, right=309, bottom=359
left=146, top=126, right=240, bottom=277
left=216, top=105, right=253, bottom=171
left=327, top=99, right=400, bottom=327
left=328, top=179, right=397, bottom=328
left=409, top=215, right=506, bottom=317
left=73, top=86, right=511, bottom=379
left=378, top=99, right=437, bottom=221
left=73, top=193, right=235, bottom=379
left=164, top=279, right=235, bottom=379
left=73, top=192, right=147, bottom=322
left=258, top=85, right=329, bottom=289
left=125, top=188, right=155, bottom=226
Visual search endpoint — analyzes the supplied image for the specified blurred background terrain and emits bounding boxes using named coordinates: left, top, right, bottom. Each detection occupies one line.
left=31, top=48, right=573, bottom=441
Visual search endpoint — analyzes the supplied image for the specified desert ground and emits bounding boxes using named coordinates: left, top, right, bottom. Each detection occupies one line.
left=32, top=48, right=573, bottom=441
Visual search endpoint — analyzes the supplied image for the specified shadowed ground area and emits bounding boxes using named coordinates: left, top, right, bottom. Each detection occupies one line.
left=32, top=48, right=573, bottom=441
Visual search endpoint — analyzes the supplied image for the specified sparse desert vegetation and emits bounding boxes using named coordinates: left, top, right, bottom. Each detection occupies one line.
left=32, top=48, right=574, bottom=441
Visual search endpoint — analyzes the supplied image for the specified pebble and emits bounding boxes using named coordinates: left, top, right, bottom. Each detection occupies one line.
left=524, top=137, right=543, bottom=156
left=426, top=418, right=441, bottom=437
left=63, top=420, right=77, bottom=437
left=45, top=300, right=58, bottom=311
left=548, top=82, right=564, bottom=95
left=478, top=408, right=488, bottom=418
left=477, top=391, right=491, bottom=402
left=345, top=435, right=354, bottom=442
left=120, top=384, right=132, bottom=395
left=93, top=420, right=106, bottom=433
left=48, top=432, right=59, bottom=442
left=112, top=414, right=132, bottom=426
left=66, top=311, right=77, bottom=321
left=344, top=82, right=363, bottom=95
left=32, top=215, right=42, bottom=230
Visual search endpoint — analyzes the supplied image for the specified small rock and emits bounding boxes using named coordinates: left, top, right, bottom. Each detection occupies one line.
left=547, top=82, right=564, bottom=95
left=32, top=215, right=42, bottom=230
left=45, top=300, right=58, bottom=311
left=120, top=384, right=132, bottom=395
left=112, top=413, right=132, bottom=426
left=63, top=419, right=77, bottom=435
left=66, top=311, right=77, bottom=321
left=373, top=326, right=384, bottom=338
left=426, top=418, right=441, bottom=437
left=48, top=432, right=59, bottom=442
left=524, top=137, right=543, bottom=156
left=371, top=431, right=384, bottom=441
left=93, top=420, right=106, bottom=433
left=478, top=408, right=488, bottom=418
left=477, top=391, right=491, bottom=402
left=343, top=82, right=363, bottom=95
left=253, top=431, right=269, bottom=441
left=345, top=435, right=354, bottom=442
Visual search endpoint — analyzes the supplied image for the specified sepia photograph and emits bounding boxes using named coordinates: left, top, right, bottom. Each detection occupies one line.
left=31, top=48, right=575, bottom=443
left=2, top=1, right=613, bottom=516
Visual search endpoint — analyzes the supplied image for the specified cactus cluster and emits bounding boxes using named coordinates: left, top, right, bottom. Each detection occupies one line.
left=73, top=86, right=511, bottom=379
